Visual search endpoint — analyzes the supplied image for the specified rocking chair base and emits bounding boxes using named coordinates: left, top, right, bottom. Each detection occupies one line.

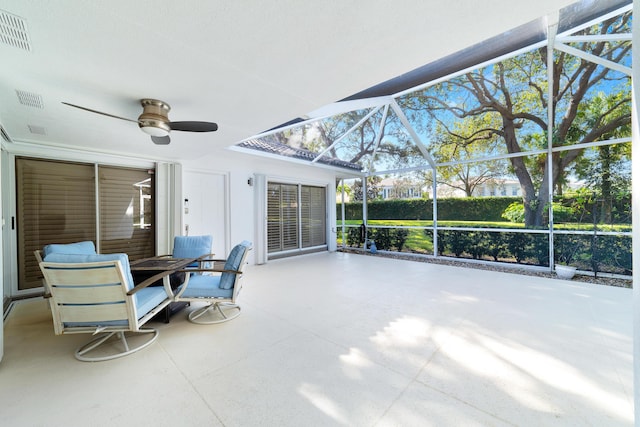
left=188, top=302, right=241, bottom=324
left=74, top=328, right=159, bottom=362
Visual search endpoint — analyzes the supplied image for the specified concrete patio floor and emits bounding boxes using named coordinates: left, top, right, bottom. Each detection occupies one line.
left=0, top=251, right=633, bottom=426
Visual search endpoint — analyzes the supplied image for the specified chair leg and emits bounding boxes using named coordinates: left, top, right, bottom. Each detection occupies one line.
left=74, top=328, right=159, bottom=362
left=188, top=302, right=241, bottom=324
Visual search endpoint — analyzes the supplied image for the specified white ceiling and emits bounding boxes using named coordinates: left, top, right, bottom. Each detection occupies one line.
left=0, top=0, right=577, bottom=162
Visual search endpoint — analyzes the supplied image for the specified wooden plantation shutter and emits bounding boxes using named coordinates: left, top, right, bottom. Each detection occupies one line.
left=281, top=184, right=299, bottom=251
left=301, top=186, right=326, bottom=248
left=267, top=183, right=298, bottom=252
left=267, top=183, right=282, bottom=252
left=267, top=182, right=326, bottom=255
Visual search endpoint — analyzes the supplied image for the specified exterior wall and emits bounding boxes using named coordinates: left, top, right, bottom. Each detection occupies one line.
left=378, top=177, right=424, bottom=200
left=401, top=180, right=522, bottom=199
left=381, top=178, right=523, bottom=200
left=473, top=181, right=521, bottom=197
left=182, top=149, right=339, bottom=265
left=1, top=142, right=339, bottom=302
left=380, top=185, right=424, bottom=200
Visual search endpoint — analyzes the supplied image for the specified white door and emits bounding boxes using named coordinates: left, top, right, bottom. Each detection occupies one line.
left=182, top=170, right=229, bottom=257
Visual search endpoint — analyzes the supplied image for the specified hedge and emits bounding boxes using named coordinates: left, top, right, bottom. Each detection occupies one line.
left=338, top=195, right=631, bottom=224
left=338, top=197, right=520, bottom=222
left=341, top=226, right=632, bottom=275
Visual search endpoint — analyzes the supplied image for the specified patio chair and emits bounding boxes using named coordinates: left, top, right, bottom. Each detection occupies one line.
left=136, top=234, right=214, bottom=322
left=173, top=240, right=252, bottom=324
left=38, top=252, right=174, bottom=361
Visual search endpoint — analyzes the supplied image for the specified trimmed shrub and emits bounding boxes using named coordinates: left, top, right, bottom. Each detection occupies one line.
left=339, top=197, right=520, bottom=222
left=502, top=202, right=525, bottom=223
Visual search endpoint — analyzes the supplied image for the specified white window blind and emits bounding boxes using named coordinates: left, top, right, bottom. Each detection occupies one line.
left=267, top=182, right=326, bottom=255
left=281, top=184, right=299, bottom=251
left=267, top=183, right=298, bottom=252
left=301, top=186, right=326, bottom=248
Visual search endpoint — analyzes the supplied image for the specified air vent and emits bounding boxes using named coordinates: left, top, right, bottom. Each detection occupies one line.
left=0, top=10, right=31, bottom=51
left=16, top=90, right=43, bottom=108
left=0, top=125, right=12, bottom=143
left=28, top=124, right=46, bottom=135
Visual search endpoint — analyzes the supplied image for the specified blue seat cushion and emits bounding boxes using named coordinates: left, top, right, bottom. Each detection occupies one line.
left=43, top=241, right=96, bottom=257
left=179, top=274, right=233, bottom=298
left=43, top=252, right=135, bottom=291
left=135, top=286, right=170, bottom=317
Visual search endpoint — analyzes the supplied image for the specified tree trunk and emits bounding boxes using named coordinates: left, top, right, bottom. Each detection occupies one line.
left=502, top=118, right=544, bottom=227
left=599, top=145, right=612, bottom=223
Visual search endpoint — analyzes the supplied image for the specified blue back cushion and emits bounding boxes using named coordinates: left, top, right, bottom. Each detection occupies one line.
left=172, top=235, right=213, bottom=259
left=42, top=252, right=135, bottom=291
left=43, top=241, right=96, bottom=257
left=219, top=241, right=251, bottom=290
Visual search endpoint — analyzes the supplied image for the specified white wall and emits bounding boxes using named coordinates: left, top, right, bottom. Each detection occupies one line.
left=182, top=149, right=339, bottom=265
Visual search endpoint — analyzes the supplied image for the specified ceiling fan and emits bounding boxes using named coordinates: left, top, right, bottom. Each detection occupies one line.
left=62, top=98, right=218, bottom=145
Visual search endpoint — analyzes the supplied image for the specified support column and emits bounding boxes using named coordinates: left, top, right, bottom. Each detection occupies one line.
left=632, top=1, right=639, bottom=425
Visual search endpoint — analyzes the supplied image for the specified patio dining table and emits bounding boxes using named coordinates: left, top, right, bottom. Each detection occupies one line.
left=129, top=256, right=198, bottom=323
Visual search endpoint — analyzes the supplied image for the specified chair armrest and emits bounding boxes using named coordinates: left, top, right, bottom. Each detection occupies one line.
left=127, top=270, right=176, bottom=296
left=195, top=255, right=225, bottom=263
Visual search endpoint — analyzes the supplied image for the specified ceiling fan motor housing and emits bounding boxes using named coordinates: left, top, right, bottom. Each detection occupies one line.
left=138, top=99, right=171, bottom=136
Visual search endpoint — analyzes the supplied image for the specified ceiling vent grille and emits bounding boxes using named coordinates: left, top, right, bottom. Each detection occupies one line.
left=16, top=90, right=43, bottom=108
left=0, top=125, right=12, bottom=143
left=0, top=10, right=31, bottom=51
left=28, top=124, right=46, bottom=135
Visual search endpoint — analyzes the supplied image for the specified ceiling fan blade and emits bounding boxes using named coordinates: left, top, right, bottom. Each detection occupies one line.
left=151, top=135, right=171, bottom=145
left=62, top=102, right=138, bottom=123
left=169, top=121, right=218, bottom=132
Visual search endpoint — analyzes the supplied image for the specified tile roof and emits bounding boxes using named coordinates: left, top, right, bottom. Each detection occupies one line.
left=238, top=138, right=362, bottom=171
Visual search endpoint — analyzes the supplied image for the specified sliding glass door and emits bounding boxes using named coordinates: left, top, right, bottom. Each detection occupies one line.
left=16, top=158, right=154, bottom=291
left=300, top=185, right=326, bottom=248
left=267, top=182, right=326, bottom=256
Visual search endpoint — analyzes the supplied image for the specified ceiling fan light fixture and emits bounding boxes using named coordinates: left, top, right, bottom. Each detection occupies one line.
left=138, top=99, right=171, bottom=137
left=139, top=119, right=170, bottom=137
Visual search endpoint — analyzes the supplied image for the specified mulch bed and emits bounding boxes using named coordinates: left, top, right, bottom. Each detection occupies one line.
left=338, top=248, right=632, bottom=289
